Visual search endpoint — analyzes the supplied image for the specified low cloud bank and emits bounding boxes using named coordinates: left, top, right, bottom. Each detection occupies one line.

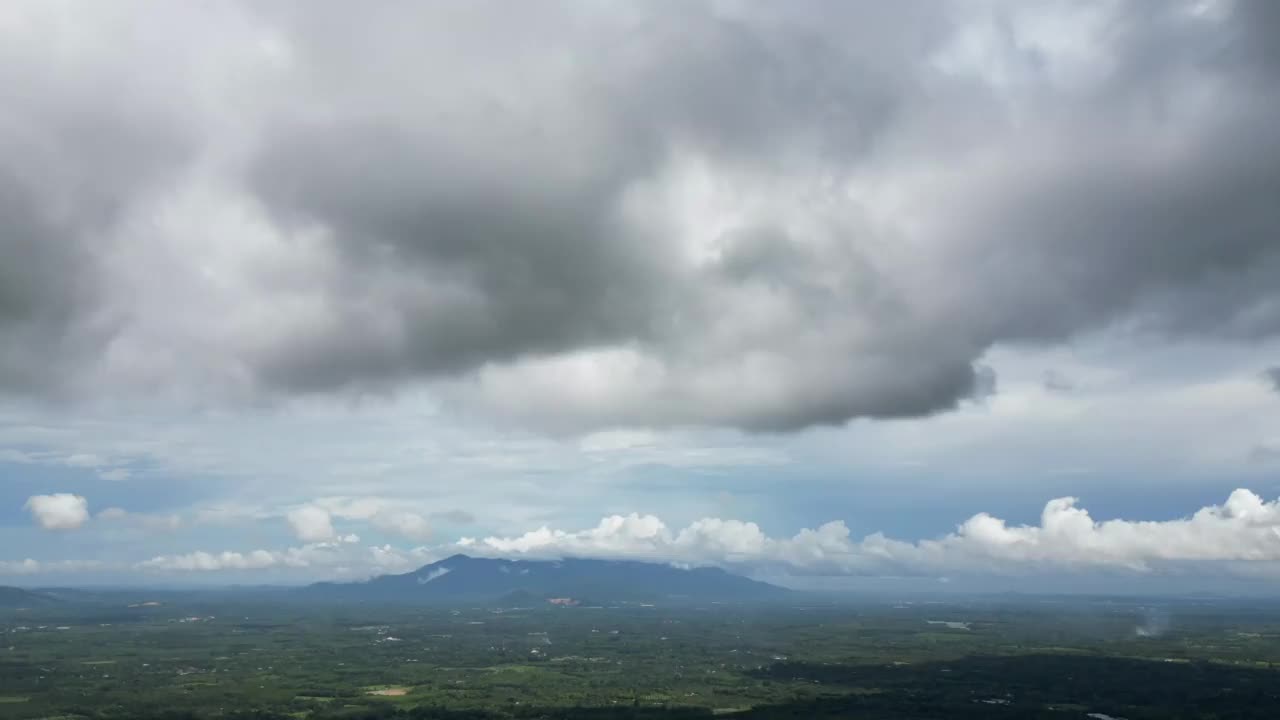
left=113, top=490, right=1280, bottom=581
left=137, top=533, right=374, bottom=574
left=460, top=489, right=1280, bottom=577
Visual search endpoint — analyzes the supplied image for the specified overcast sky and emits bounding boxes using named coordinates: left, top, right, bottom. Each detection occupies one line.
left=3, top=0, right=1280, bottom=591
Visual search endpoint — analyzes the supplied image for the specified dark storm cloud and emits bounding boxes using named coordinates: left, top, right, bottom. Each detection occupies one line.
left=243, top=1, right=939, bottom=395
left=1042, top=371, right=1075, bottom=394
left=1266, top=367, right=1280, bottom=393
left=1251, top=443, right=1280, bottom=463
left=431, top=510, right=476, bottom=526
left=2, top=1, right=1279, bottom=431
left=0, top=7, right=193, bottom=394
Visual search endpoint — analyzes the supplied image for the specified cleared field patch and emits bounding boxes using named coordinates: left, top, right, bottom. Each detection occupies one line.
left=365, top=686, right=410, bottom=696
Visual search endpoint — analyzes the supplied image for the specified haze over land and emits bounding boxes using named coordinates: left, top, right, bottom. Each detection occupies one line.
left=3, top=0, right=1280, bottom=592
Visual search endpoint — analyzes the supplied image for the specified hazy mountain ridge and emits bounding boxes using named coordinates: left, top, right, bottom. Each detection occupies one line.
left=0, top=585, right=58, bottom=608
left=300, top=554, right=788, bottom=604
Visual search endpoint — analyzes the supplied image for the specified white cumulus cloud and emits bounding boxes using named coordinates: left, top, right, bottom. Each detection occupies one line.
left=310, top=497, right=438, bottom=541
left=286, top=505, right=335, bottom=542
left=24, top=493, right=90, bottom=530
left=138, top=536, right=426, bottom=577
left=139, top=550, right=282, bottom=572
left=459, top=490, right=1280, bottom=578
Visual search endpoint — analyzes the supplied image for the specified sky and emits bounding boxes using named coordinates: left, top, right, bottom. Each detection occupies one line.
left=2, top=0, right=1280, bottom=592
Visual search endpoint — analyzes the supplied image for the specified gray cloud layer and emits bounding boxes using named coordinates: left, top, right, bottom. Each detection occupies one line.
left=2, top=1, right=1279, bottom=430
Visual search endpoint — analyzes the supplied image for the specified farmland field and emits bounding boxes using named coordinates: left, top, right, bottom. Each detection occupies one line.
left=4, top=594, right=1280, bottom=719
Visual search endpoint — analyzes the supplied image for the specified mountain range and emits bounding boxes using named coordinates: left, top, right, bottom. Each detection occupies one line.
left=0, top=586, right=57, bottom=608
left=300, top=554, right=787, bottom=605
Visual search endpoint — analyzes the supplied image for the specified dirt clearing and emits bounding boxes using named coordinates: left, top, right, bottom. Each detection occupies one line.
left=366, top=687, right=409, bottom=696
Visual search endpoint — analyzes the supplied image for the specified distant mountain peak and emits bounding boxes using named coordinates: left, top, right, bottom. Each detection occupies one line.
left=302, top=555, right=787, bottom=605
left=434, top=553, right=474, bottom=565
